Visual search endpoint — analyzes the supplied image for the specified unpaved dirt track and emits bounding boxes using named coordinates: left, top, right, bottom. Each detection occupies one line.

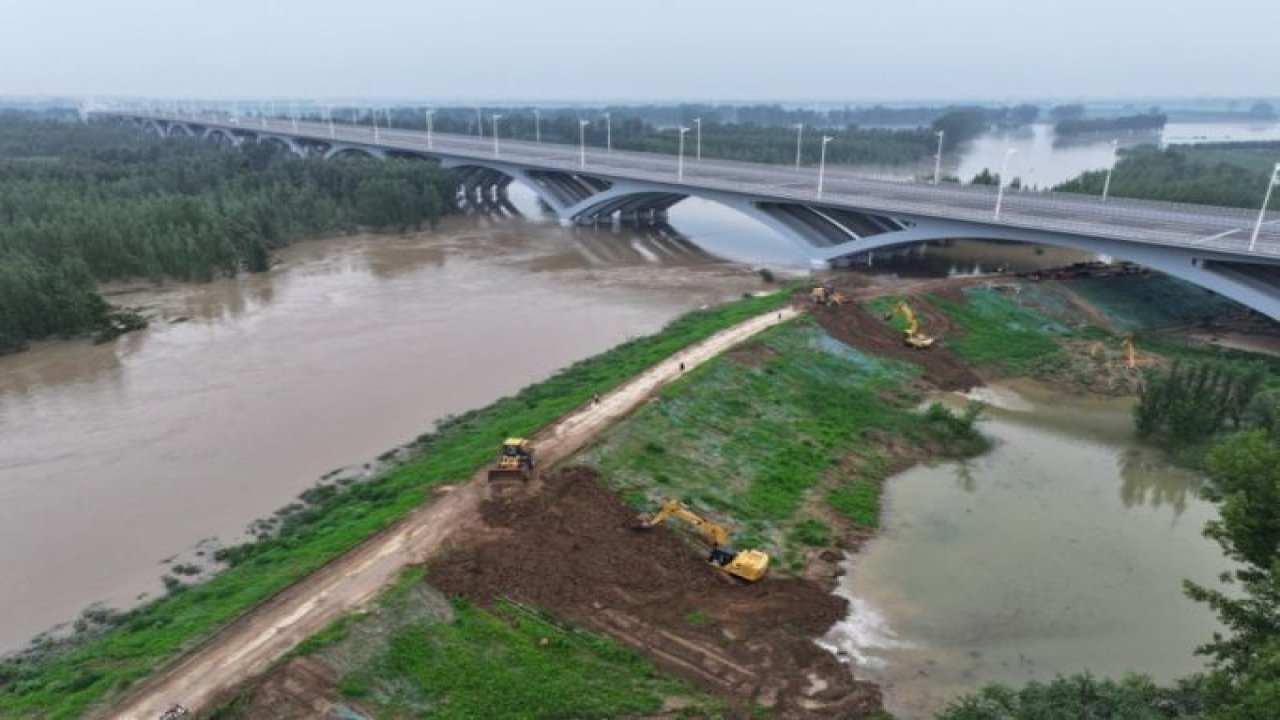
left=103, top=306, right=798, bottom=720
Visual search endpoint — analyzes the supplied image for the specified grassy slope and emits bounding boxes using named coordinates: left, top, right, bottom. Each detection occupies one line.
left=577, top=318, right=983, bottom=571
left=0, top=292, right=787, bottom=719
left=226, top=572, right=718, bottom=720
left=928, top=287, right=1067, bottom=374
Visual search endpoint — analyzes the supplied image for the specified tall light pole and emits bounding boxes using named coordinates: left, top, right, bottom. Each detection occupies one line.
left=603, top=111, right=612, bottom=153
left=326, top=105, right=334, bottom=138
left=693, top=117, right=702, bottom=163
left=794, top=123, right=803, bottom=169
left=290, top=103, right=298, bottom=132
left=492, top=114, right=503, bottom=157
left=475, top=107, right=483, bottom=138
left=677, top=126, right=690, bottom=181
left=579, top=119, right=589, bottom=169
left=817, top=135, right=834, bottom=198
left=372, top=109, right=380, bottom=143
left=933, top=130, right=945, bottom=185
left=533, top=109, right=541, bottom=144
left=425, top=109, right=434, bottom=150
left=1101, top=138, right=1119, bottom=202
left=1249, top=161, right=1280, bottom=252
left=994, top=148, right=1017, bottom=220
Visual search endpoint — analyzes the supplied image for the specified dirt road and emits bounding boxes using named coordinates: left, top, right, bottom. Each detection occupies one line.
left=104, top=306, right=798, bottom=720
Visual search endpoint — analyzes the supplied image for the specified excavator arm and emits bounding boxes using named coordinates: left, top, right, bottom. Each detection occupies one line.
left=635, top=499, right=769, bottom=581
left=642, top=499, right=733, bottom=547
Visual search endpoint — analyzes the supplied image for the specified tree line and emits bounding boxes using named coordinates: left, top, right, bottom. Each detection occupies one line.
left=1055, top=145, right=1278, bottom=208
left=1055, top=112, right=1167, bottom=136
left=341, top=106, right=998, bottom=166
left=0, top=113, right=457, bottom=353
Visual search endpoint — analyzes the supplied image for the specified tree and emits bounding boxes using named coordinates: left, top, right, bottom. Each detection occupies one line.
left=1049, top=103, right=1086, bottom=122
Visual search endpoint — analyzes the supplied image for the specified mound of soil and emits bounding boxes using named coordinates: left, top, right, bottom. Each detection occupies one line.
left=806, top=297, right=981, bottom=391
left=430, top=467, right=881, bottom=718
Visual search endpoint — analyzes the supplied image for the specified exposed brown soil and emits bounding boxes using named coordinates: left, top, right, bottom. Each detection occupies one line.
left=229, top=657, right=348, bottom=720
left=429, top=467, right=882, bottom=719
left=804, top=295, right=981, bottom=391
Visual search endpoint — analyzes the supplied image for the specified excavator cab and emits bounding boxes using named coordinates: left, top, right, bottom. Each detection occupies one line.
left=634, top=499, right=770, bottom=582
left=487, top=438, right=535, bottom=482
left=810, top=284, right=845, bottom=307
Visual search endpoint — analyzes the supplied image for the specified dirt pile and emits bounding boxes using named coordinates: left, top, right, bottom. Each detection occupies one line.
left=805, top=296, right=981, bottom=391
left=429, top=467, right=881, bottom=718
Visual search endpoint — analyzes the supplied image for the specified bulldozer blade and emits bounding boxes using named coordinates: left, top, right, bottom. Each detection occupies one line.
left=487, top=469, right=528, bottom=482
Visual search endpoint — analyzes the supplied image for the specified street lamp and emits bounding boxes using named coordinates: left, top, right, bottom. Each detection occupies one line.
left=425, top=109, right=434, bottom=150
left=933, top=130, right=945, bottom=185
left=1249, top=161, right=1280, bottom=252
left=1101, top=139, right=1119, bottom=202
left=693, top=117, right=702, bottom=163
left=290, top=103, right=298, bottom=132
left=326, top=105, right=334, bottom=138
left=372, top=109, right=380, bottom=143
left=533, top=109, right=541, bottom=144
left=579, top=119, right=590, bottom=169
left=994, top=148, right=1017, bottom=220
left=492, top=114, right=503, bottom=157
left=794, top=123, right=803, bottom=169
left=817, top=135, right=834, bottom=198
left=603, top=111, right=612, bottom=153
left=677, top=126, right=691, bottom=181
left=475, top=107, right=483, bottom=138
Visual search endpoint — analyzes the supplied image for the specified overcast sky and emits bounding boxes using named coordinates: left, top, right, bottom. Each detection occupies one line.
left=3, top=0, right=1277, bottom=102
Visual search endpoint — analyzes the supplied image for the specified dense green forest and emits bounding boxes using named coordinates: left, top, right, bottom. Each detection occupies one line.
left=1055, top=112, right=1167, bottom=136
left=0, top=113, right=456, bottom=353
left=1055, top=144, right=1279, bottom=208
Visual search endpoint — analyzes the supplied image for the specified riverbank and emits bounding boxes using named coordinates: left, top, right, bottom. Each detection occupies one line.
left=0, top=292, right=789, bottom=719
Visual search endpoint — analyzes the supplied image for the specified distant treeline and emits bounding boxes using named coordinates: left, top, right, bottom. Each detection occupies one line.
left=1054, top=145, right=1274, bottom=207
left=327, top=104, right=1018, bottom=166
left=0, top=113, right=456, bottom=353
left=1055, top=112, right=1167, bottom=136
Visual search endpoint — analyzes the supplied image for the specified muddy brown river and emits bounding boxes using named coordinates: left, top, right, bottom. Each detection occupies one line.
left=0, top=216, right=765, bottom=651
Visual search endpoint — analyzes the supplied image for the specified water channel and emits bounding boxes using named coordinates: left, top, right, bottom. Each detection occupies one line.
left=824, top=381, right=1227, bottom=718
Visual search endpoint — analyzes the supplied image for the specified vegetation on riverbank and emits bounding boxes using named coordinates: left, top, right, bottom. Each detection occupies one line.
left=0, top=112, right=456, bottom=353
left=0, top=291, right=787, bottom=719
left=1055, top=144, right=1278, bottom=208
left=577, top=318, right=989, bottom=573
left=211, top=570, right=717, bottom=719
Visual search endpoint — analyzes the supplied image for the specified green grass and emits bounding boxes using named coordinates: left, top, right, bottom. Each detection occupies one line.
left=827, top=480, right=880, bottom=528
left=332, top=599, right=715, bottom=719
left=1064, top=275, right=1237, bottom=332
left=579, top=319, right=926, bottom=560
left=0, top=291, right=788, bottom=719
left=789, top=518, right=833, bottom=547
left=929, top=287, right=1065, bottom=373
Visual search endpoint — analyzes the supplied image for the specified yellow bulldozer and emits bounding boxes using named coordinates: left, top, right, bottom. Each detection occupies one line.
left=885, top=300, right=935, bottom=349
left=634, top=499, right=770, bottom=582
left=810, top=284, right=846, bottom=307
left=487, top=438, right=535, bottom=482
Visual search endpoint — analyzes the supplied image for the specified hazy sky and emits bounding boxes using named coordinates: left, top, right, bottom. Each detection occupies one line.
left=4, top=0, right=1277, bottom=102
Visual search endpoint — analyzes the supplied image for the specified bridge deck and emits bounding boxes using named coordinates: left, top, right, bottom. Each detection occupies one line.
left=99, top=112, right=1280, bottom=262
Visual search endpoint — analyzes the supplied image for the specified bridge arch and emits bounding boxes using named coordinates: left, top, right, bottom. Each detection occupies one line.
left=166, top=123, right=197, bottom=138
left=255, top=134, right=304, bottom=157
left=323, top=144, right=386, bottom=160
left=817, top=217, right=1280, bottom=319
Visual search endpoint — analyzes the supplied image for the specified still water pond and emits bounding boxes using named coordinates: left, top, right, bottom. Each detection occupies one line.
left=826, top=381, right=1227, bottom=718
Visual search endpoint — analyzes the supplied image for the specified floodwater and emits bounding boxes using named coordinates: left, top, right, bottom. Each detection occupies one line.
left=0, top=212, right=767, bottom=652
left=825, top=380, right=1228, bottom=719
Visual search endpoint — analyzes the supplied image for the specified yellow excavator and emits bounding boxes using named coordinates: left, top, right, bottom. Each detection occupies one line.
left=885, top=300, right=935, bottom=349
left=810, top=284, right=846, bottom=307
left=634, top=499, right=770, bottom=582
left=487, top=438, right=535, bottom=482
left=1122, top=335, right=1137, bottom=370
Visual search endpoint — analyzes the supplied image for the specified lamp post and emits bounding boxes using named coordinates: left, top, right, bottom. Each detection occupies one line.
left=817, top=135, right=834, bottom=198
left=327, top=105, right=334, bottom=138
left=603, top=111, right=612, bottom=153
left=1249, top=162, right=1280, bottom=252
left=677, top=126, right=690, bottom=181
left=290, top=103, right=298, bottom=132
left=425, top=109, right=434, bottom=150
left=794, top=123, right=803, bottom=169
left=1101, top=138, right=1119, bottom=202
left=994, top=148, right=1017, bottom=220
left=693, top=117, right=702, bottom=163
left=372, top=109, right=380, bottom=143
left=579, top=119, right=589, bottom=169
left=933, top=130, right=945, bottom=185
left=492, top=114, right=502, bottom=157
left=533, top=109, right=541, bottom=144
left=475, top=107, right=483, bottom=138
